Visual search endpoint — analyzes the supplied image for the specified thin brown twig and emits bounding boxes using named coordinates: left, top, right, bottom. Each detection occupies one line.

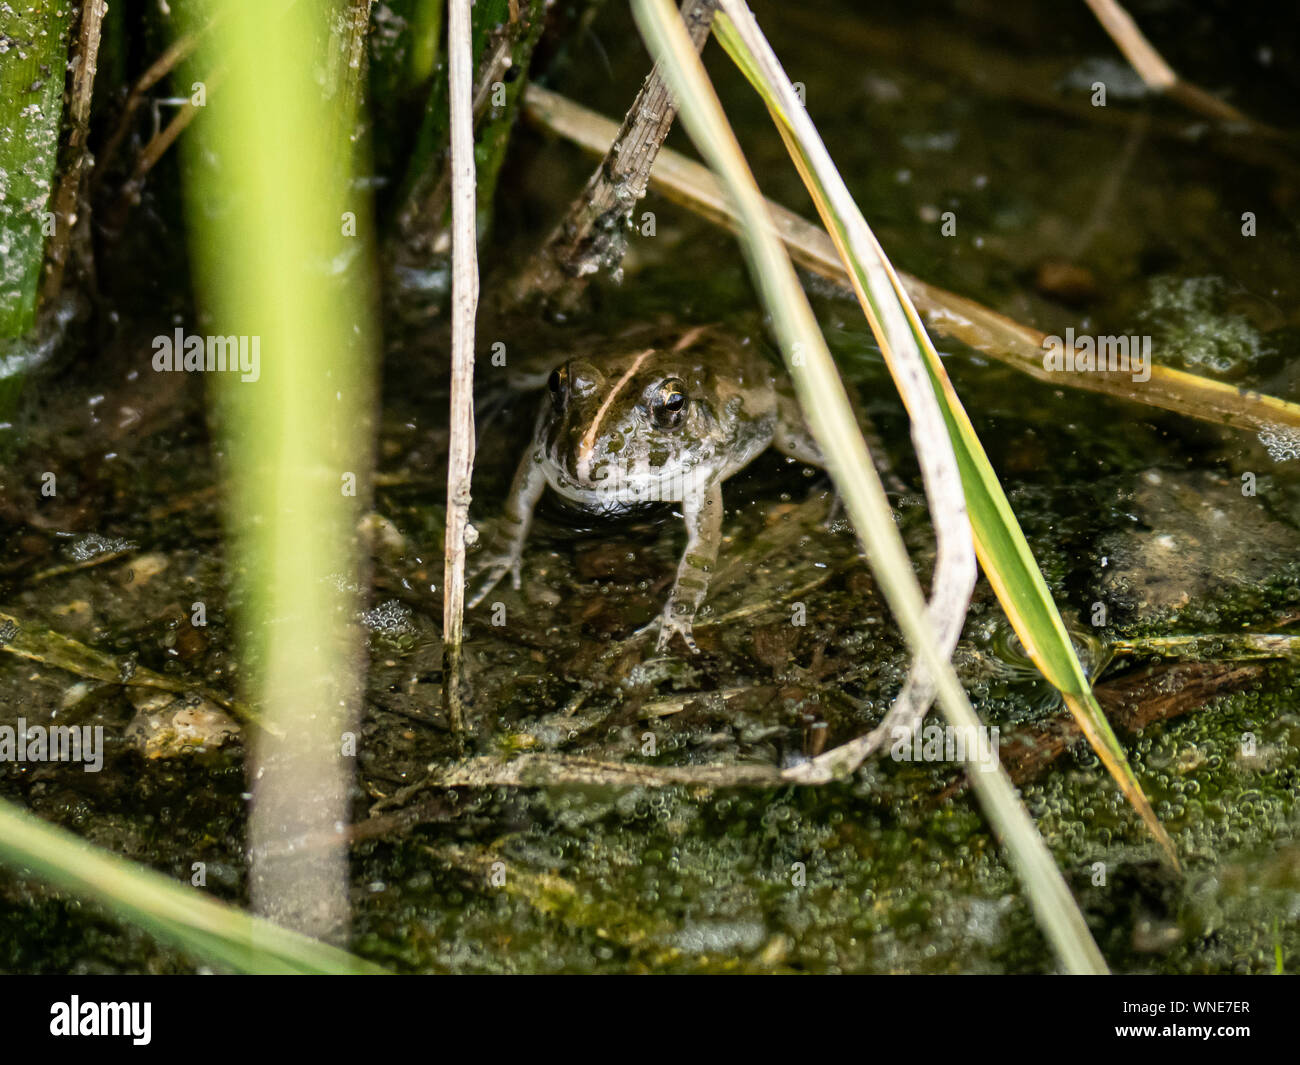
left=101, top=7, right=314, bottom=229
left=41, top=0, right=107, bottom=307
left=92, top=28, right=203, bottom=197
left=366, top=649, right=1273, bottom=826
left=950, top=661, right=1266, bottom=793
left=105, top=71, right=222, bottom=231
left=365, top=654, right=1272, bottom=817
left=372, top=754, right=784, bottom=813
left=133, top=96, right=204, bottom=178
left=1083, top=0, right=1182, bottom=94
left=509, top=0, right=717, bottom=309
left=776, top=7, right=1296, bottom=177
left=1082, top=0, right=1278, bottom=135
left=442, top=0, right=479, bottom=739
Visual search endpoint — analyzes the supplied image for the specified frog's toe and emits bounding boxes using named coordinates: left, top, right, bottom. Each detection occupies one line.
left=821, top=493, right=844, bottom=531
left=465, top=572, right=499, bottom=610
left=465, top=555, right=517, bottom=609
left=653, top=612, right=700, bottom=654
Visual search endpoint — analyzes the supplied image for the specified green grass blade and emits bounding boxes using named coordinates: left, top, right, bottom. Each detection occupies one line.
left=0, top=800, right=384, bottom=973
left=927, top=352, right=1178, bottom=868
left=179, top=0, right=378, bottom=934
left=713, top=5, right=1176, bottom=871
left=632, top=0, right=1108, bottom=974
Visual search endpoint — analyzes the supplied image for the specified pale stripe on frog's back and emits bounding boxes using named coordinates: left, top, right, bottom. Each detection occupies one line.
left=576, top=347, right=655, bottom=485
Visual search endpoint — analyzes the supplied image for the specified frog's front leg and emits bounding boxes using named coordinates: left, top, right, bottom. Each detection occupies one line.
left=467, top=449, right=547, bottom=608
left=773, top=388, right=826, bottom=467
left=774, top=384, right=905, bottom=496
left=656, top=480, right=724, bottom=653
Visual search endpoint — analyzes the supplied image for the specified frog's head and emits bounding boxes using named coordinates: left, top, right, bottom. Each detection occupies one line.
left=538, top=347, right=722, bottom=506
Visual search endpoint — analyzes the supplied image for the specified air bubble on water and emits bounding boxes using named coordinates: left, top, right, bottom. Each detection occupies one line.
left=65, top=533, right=136, bottom=562
left=1257, top=425, right=1300, bottom=462
left=360, top=598, right=415, bottom=636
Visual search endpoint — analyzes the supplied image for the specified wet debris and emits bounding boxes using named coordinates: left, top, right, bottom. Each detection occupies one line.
left=125, top=690, right=240, bottom=759
left=1099, top=469, right=1300, bottom=616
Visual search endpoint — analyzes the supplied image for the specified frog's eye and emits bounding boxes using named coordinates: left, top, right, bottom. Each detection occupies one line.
left=651, top=378, right=689, bottom=428
left=547, top=366, right=568, bottom=412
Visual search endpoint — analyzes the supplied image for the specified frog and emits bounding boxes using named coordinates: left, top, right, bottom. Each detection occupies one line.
left=467, top=323, right=826, bottom=652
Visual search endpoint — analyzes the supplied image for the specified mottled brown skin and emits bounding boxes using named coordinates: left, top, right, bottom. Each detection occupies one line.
left=468, top=325, right=822, bottom=652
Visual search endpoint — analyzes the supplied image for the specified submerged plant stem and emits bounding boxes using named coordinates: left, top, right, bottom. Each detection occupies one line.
left=1083, top=0, right=1275, bottom=133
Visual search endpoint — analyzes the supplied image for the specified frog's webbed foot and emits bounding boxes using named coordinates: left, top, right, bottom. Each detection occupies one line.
left=465, top=453, right=546, bottom=610
left=822, top=492, right=845, bottom=531
left=651, top=606, right=700, bottom=655
left=632, top=608, right=700, bottom=655
left=646, top=482, right=723, bottom=654
left=465, top=546, right=523, bottom=609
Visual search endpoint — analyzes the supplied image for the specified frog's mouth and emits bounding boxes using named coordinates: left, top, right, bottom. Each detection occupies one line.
left=546, top=449, right=711, bottom=508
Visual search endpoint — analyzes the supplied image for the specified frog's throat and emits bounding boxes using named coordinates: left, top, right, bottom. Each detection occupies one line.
left=576, top=346, right=656, bottom=483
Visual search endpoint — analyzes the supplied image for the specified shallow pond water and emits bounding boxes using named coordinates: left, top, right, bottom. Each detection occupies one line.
left=2, top=0, right=1299, bottom=973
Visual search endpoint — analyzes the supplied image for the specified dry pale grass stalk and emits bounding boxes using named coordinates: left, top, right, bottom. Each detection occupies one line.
left=713, top=0, right=976, bottom=781
left=442, top=0, right=480, bottom=737
left=1083, top=0, right=1272, bottom=131
left=632, top=0, right=1107, bottom=972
